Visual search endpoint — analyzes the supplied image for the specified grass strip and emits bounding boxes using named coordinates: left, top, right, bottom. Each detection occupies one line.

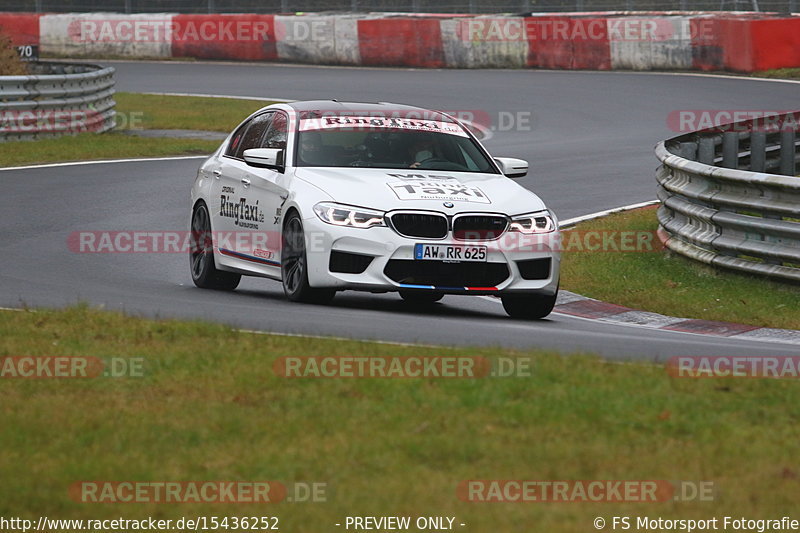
left=114, top=92, right=273, bottom=132
left=1, top=305, right=799, bottom=530
left=0, top=93, right=273, bottom=168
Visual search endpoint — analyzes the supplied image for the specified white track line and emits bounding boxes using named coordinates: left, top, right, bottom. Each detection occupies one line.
left=559, top=199, right=660, bottom=228
left=0, top=155, right=207, bottom=173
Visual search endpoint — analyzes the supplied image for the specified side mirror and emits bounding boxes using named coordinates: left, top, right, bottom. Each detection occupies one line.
left=243, top=148, right=284, bottom=171
left=494, top=157, right=528, bottom=179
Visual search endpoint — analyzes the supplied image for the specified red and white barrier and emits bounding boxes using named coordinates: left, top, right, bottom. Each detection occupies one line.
left=172, top=14, right=277, bottom=61
left=358, top=17, right=445, bottom=68
left=608, top=15, right=694, bottom=70
left=441, top=17, right=528, bottom=69
left=2, top=11, right=799, bottom=72
left=38, top=13, right=174, bottom=58
left=0, top=13, right=40, bottom=46
left=526, top=15, right=612, bottom=69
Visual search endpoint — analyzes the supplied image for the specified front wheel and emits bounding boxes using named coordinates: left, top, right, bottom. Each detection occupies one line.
left=501, top=291, right=557, bottom=319
left=281, top=213, right=335, bottom=304
left=189, top=203, right=241, bottom=290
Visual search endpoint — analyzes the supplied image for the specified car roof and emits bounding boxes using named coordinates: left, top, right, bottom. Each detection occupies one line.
left=283, top=100, right=455, bottom=122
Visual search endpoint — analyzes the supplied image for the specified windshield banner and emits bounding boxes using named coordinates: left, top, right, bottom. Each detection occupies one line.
left=299, top=116, right=469, bottom=137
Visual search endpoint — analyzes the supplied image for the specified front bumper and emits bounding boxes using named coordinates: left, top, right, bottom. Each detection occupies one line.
left=302, top=215, right=560, bottom=295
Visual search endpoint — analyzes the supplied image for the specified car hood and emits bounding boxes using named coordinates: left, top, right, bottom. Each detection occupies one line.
left=293, top=167, right=547, bottom=216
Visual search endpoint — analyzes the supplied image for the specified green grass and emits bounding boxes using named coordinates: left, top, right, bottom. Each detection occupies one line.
left=560, top=206, right=800, bottom=330
left=0, top=93, right=273, bottom=168
left=753, top=68, right=800, bottom=80
left=1, top=306, right=800, bottom=530
left=114, top=92, right=273, bottom=132
left=0, top=135, right=220, bottom=167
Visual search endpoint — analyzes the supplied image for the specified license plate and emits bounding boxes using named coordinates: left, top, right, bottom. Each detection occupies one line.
left=414, top=243, right=487, bottom=262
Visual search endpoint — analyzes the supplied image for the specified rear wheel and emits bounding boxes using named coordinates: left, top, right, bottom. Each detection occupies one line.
left=281, top=212, right=335, bottom=304
left=501, top=291, right=557, bottom=319
left=399, top=290, right=444, bottom=305
left=189, top=203, right=241, bottom=290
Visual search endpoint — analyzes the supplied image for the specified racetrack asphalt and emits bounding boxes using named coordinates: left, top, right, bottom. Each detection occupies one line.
left=2, top=61, right=799, bottom=360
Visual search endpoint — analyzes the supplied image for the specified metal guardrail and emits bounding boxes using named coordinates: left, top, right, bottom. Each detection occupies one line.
left=655, top=111, right=800, bottom=283
left=0, top=62, right=116, bottom=142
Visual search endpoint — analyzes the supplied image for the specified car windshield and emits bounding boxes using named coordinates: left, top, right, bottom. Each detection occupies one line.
left=294, top=115, right=498, bottom=173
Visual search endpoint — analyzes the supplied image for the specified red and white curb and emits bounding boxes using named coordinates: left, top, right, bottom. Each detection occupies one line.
left=552, top=290, right=800, bottom=345
left=547, top=201, right=800, bottom=345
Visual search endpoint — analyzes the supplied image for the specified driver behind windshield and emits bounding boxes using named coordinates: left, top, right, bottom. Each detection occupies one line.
left=406, top=135, right=438, bottom=168
left=299, top=131, right=324, bottom=165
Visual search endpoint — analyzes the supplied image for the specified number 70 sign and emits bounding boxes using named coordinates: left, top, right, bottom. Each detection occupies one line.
left=16, top=44, right=39, bottom=62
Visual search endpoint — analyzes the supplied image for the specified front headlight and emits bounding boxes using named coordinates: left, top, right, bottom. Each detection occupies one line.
left=313, top=202, right=386, bottom=229
left=508, top=211, right=556, bottom=234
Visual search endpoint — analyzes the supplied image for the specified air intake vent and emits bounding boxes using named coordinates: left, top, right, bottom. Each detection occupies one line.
left=516, top=258, right=551, bottom=280
left=329, top=251, right=373, bottom=274
left=384, top=260, right=509, bottom=287
left=388, top=212, right=448, bottom=239
left=453, top=214, right=508, bottom=241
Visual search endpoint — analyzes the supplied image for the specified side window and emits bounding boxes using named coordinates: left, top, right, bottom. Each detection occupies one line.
left=225, top=121, right=249, bottom=158
left=230, top=113, right=273, bottom=160
left=262, top=112, right=288, bottom=150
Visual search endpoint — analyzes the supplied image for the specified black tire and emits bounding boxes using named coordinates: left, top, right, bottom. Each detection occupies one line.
left=399, top=290, right=444, bottom=304
left=501, top=291, right=557, bottom=319
left=281, top=212, right=335, bottom=304
left=189, top=203, right=241, bottom=290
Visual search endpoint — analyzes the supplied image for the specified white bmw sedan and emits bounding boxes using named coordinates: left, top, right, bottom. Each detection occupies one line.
left=189, top=101, right=560, bottom=319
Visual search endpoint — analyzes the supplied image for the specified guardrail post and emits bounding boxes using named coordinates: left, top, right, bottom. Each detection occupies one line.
left=780, top=130, right=797, bottom=176
left=722, top=132, right=739, bottom=169
left=698, top=136, right=715, bottom=165
left=749, top=132, right=766, bottom=172
left=678, top=141, right=697, bottom=160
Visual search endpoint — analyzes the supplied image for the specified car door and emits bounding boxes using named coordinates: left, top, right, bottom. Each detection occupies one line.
left=242, top=111, right=291, bottom=272
left=213, top=112, right=274, bottom=269
left=208, top=119, right=248, bottom=236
